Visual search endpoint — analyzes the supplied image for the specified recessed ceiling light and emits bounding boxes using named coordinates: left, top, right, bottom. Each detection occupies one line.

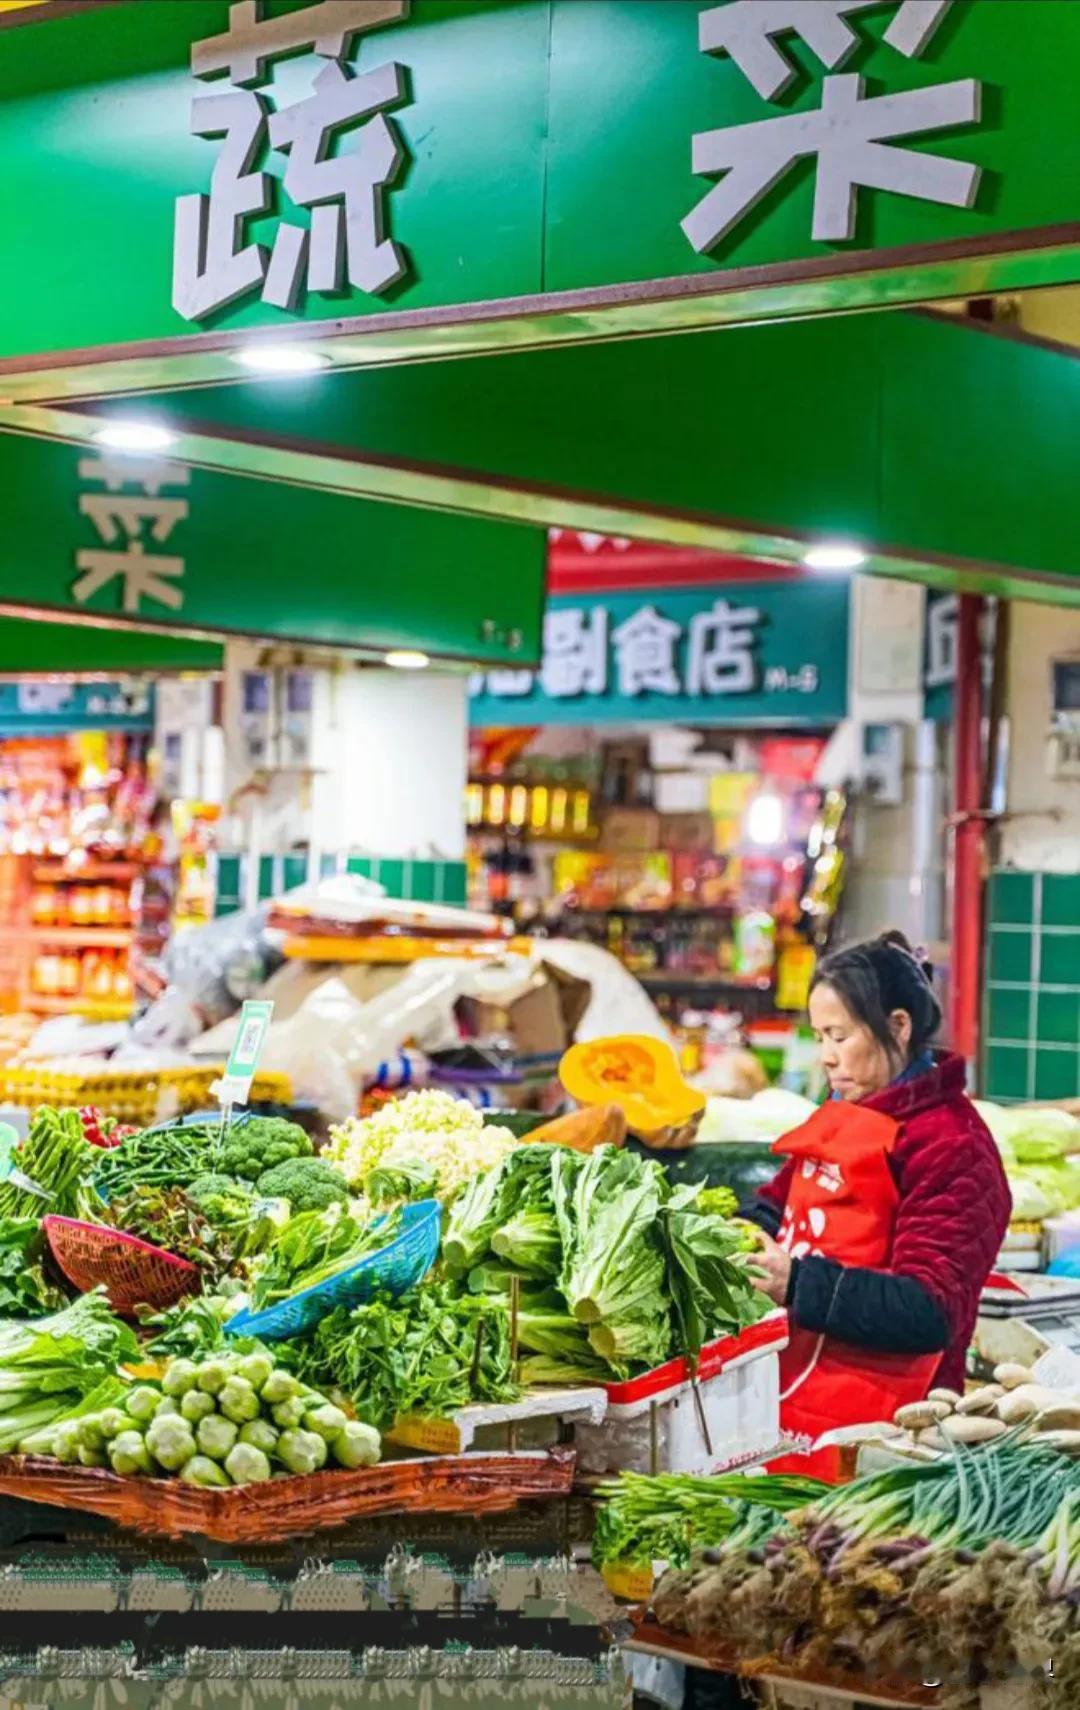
left=802, top=543, right=867, bottom=573
left=94, top=422, right=176, bottom=454
left=231, top=345, right=330, bottom=376
left=384, top=649, right=430, bottom=670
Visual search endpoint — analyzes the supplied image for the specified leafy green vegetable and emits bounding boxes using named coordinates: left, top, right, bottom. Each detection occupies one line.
left=555, top=1145, right=670, bottom=1368
left=516, top=1290, right=607, bottom=1367
left=290, top=1281, right=518, bottom=1430
left=661, top=1184, right=770, bottom=1359
left=106, top=1185, right=237, bottom=1278
left=0, top=1217, right=65, bottom=1318
left=442, top=1145, right=556, bottom=1275
left=141, top=1289, right=252, bottom=1360
left=0, top=1294, right=137, bottom=1455
left=366, top=1155, right=439, bottom=1207
left=490, top=1206, right=561, bottom=1279
left=250, top=1204, right=402, bottom=1309
left=256, top=1157, right=349, bottom=1213
left=592, top=1470, right=828, bottom=1569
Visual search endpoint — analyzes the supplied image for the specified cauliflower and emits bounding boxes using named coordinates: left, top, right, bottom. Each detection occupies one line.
left=277, top=1427, right=327, bottom=1476
left=331, top=1420, right=381, bottom=1469
left=328, top=1091, right=519, bottom=1203
left=238, top=1419, right=279, bottom=1457
left=225, top=1442, right=272, bottom=1485
left=110, top=1431, right=152, bottom=1476
left=304, top=1402, right=348, bottom=1442
left=196, top=1414, right=239, bottom=1462
left=146, top=1416, right=198, bottom=1472
left=256, top=1158, right=349, bottom=1213
left=181, top=1454, right=230, bottom=1488
left=181, top=1389, right=216, bottom=1425
left=237, top=1352, right=274, bottom=1392
left=125, top=1386, right=164, bottom=1424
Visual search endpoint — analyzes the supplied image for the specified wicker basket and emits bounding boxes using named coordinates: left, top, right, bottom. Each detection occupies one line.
left=43, top=1216, right=200, bottom=1314
left=0, top=1450, right=577, bottom=1543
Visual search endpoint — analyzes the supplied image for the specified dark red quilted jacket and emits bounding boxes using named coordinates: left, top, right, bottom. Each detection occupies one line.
left=755, top=1053, right=1012, bottom=1393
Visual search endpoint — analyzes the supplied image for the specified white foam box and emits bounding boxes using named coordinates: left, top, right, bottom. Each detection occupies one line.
left=574, top=1311, right=788, bottom=1476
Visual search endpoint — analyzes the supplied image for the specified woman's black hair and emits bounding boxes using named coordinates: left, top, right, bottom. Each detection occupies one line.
left=810, top=930, right=943, bottom=1068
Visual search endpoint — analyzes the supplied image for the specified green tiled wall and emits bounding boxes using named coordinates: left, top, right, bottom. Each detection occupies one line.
left=982, top=870, right=1080, bottom=1102
left=214, top=853, right=467, bottom=917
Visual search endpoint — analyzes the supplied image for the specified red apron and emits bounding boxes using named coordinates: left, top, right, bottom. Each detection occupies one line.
left=769, top=1100, right=942, bottom=1477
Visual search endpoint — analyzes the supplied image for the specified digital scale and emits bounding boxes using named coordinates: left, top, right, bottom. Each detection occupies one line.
left=975, top=1273, right=1080, bottom=1373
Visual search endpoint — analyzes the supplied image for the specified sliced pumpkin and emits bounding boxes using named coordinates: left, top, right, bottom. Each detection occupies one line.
left=559, top=1035, right=705, bottom=1140
left=529, top=1103, right=627, bottom=1153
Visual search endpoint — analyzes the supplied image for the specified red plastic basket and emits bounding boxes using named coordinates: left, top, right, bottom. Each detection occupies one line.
left=43, top=1216, right=200, bottom=1315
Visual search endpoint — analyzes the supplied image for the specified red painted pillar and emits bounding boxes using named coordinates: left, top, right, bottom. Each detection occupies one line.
left=949, top=594, right=985, bottom=1067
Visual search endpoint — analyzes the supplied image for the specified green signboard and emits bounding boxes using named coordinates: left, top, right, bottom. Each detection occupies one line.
left=1, top=0, right=1079, bottom=397
left=0, top=615, right=223, bottom=675
left=469, top=579, right=849, bottom=727
left=0, top=431, right=543, bottom=661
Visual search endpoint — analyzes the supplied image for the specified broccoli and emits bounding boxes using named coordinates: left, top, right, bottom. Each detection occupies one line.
left=218, top=1118, right=312, bottom=1184
left=256, top=1158, right=349, bottom=1213
left=186, top=1173, right=247, bottom=1208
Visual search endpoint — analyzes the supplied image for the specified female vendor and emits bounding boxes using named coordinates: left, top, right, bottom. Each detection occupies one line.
left=744, top=930, right=1012, bottom=1450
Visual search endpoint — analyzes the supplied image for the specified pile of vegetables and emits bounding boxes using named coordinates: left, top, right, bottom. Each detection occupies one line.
left=249, top=1205, right=402, bottom=1310
left=0, top=1106, right=99, bottom=1220
left=593, top=1469, right=827, bottom=1572
left=289, top=1278, right=517, bottom=1431
left=648, top=1439, right=1080, bottom=1699
left=328, top=1090, right=519, bottom=1206
left=0, top=1217, right=65, bottom=1317
left=92, top=1114, right=314, bottom=1202
left=31, top=1348, right=381, bottom=1487
left=893, top=1360, right=1080, bottom=1456
left=974, top=1100, right=1080, bottom=1223
left=0, top=1294, right=137, bottom=1455
left=442, top=1143, right=765, bottom=1379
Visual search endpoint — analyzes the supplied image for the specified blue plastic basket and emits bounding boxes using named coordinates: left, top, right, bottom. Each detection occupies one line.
left=225, top=1199, right=442, bottom=1342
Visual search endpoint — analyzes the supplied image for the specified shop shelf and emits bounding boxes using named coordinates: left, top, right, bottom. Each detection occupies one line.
left=32, top=864, right=140, bottom=885
left=30, top=927, right=132, bottom=949
left=23, top=996, right=134, bottom=1021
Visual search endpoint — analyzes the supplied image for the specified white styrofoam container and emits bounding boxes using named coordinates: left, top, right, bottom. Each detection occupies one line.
left=574, top=1312, right=787, bottom=1476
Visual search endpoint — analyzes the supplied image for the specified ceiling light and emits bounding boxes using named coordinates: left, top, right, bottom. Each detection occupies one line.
left=231, top=345, right=330, bottom=376
left=384, top=649, right=430, bottom=670
left=802, top=543, right=867, bottom=573
left=94, top=421, right=176, bottom=454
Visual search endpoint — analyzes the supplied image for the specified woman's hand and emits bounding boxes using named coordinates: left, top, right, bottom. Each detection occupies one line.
left=751, top=1233, right=793, bottom=1305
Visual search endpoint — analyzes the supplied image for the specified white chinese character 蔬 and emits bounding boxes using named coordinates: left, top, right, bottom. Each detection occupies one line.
left=540, top=607, right=608, bottom=699
left=612, top=606, right=682, bottom=697
left=684, top=72, right=980, bottom=252
left=686, top=598, right=761, bottom=695
left=77, top=456, right=191, bottom=498
left=174, top=0, right=411, bottom=322
left=697, top=1, right=953, bottom=101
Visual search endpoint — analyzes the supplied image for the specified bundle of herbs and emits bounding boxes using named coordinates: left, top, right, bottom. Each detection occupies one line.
left=286, top=1279, right=518, bottom=1430
left=593, top=1469, right=827, bottom=1571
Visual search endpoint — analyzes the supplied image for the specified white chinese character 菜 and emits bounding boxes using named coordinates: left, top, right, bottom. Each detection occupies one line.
left=686, top=598, right=761, bottom=695
left=684, top=72, right=979, bottom=251
left=612, top=606, right=682, bottom=698
left=540, top=607, right=608, bottom=699
left=697, top=1, right=953, bottom=101
left=72, top=458, right=190, bottom=618
left=686, top=0, right=979, bottom=253
left=174, top=0, right=411, bottom=322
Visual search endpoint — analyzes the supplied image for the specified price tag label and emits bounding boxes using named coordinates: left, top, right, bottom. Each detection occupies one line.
left=216, top=1000, right=274, bottom=1110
